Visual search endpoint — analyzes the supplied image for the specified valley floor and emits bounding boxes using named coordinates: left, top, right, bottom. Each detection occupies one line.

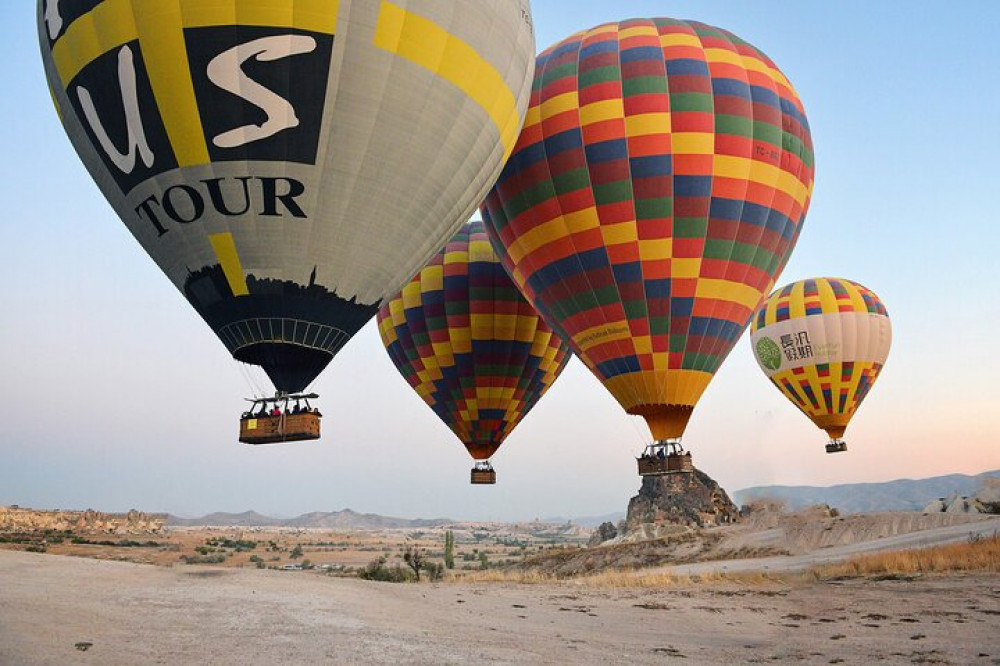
left=1, top=549, right=997, bottom=665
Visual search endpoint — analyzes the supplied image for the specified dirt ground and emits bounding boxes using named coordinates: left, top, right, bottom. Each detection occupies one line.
left=1, top=549, right=997, bottom=665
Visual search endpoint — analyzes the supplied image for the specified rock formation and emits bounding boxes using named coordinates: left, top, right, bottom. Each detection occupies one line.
left=923, top=480, right=1000, bottom=515
left=0, top=506, right=167, bottom=534
left=625, top=467, right=739, bottom=535
left=587, top=521, right=619, bottom=546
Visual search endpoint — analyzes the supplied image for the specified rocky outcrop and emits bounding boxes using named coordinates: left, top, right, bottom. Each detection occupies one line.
left=922, top=498, right=947, bottom=513
left=924, top=495, right=984, bottom=514
left=976, top=479, right=1000, bottom=514
left=0, top=506, right=166, bottom=534
left=625, top=467, right=739, bottom=535
left=923, top=481, right=1000, bottom=515
left=587, top=521, right=619, bottom=546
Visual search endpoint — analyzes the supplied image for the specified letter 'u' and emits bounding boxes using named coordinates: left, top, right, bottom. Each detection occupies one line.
left=76, top=45, right=155, bottom=175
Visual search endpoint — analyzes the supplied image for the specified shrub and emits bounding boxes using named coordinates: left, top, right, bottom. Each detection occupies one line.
left=206, top=538, right=257, bottom=551
left=358, top=556, right=412, bottom=583
left=181, top=553, right=226, bottom=564
left=423, top=561, right=444, bottom=582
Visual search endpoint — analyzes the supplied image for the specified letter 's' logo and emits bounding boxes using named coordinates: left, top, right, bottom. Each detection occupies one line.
left=54, top=16, right=333, bottom=194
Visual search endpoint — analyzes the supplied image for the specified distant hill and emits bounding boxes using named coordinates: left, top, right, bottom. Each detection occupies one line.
left=167, top=509, right=452, bottom=529
left=734, top=469, right=1000, bottom=513
left=542, top=512, right=627, bottom=529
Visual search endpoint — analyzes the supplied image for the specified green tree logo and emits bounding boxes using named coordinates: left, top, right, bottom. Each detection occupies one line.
left=756, top=337, right=782, bottom=371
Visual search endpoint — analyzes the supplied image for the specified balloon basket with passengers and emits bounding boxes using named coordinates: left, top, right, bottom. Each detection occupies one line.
left=239, top=393, right=322, bottom=445
left=470, top=461, right=497, bottom=485
left=637, top=440, right=693, bottom=476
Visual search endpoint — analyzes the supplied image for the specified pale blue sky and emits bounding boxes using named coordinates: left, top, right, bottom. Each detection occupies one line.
left=0, top=2, right=997, bottom=520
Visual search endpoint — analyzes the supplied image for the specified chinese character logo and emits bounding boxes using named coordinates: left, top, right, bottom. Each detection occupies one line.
left=756, top=337, right=782, bottom=371
left=780, top=331, right=814, bottom=362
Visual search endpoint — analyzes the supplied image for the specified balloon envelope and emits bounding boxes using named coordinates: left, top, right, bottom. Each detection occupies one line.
left=750, top=278, right=891, bottom=441
left=482, top=18, right=814, bottom=441
left=378, top=220, right=571, bottom=461
left=39, top=0, right=535, bottom=392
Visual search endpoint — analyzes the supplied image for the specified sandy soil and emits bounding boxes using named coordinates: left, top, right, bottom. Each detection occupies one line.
left=1, top=550, right=997, bottom=665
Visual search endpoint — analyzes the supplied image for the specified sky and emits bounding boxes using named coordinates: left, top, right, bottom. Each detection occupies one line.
left=0, top=1, right=997, bottom=521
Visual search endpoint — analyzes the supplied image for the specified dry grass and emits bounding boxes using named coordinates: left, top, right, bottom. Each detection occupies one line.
left=813, top=533, right=1000, bottom=580
left=452, top=566, right=786, bottom=589
left=453, top=568, right=686, bottom=588
left=580, top=571, right=686, bottom=589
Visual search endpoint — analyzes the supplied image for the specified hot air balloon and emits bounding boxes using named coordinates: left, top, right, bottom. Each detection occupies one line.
left=750, top=278, right=891, bottom=453
left=482, top=18, right=814, bottom=474
left=38, top=0, right=535, bottom=443
left=377, top=220, right=570, bottom=484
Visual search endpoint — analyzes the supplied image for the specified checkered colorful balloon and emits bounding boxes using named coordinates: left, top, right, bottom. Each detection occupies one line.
left=377, top=220, right=571, bottom=461
left=482, top=18, right=814, bottom=443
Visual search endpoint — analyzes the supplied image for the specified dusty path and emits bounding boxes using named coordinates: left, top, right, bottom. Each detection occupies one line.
left=667, top=515, right=1000, bottom=576
left=1, top=550, right=998, bottom=665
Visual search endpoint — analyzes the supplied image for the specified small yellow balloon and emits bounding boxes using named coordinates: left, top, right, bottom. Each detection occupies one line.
left=751, top=278, right=892, bottom=451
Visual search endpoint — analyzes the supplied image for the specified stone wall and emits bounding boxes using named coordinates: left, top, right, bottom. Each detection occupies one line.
left=0, top=506, right=167, bottom=534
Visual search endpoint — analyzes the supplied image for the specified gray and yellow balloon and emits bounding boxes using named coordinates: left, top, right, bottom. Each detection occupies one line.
left=38, top=0, right=535, bottom=392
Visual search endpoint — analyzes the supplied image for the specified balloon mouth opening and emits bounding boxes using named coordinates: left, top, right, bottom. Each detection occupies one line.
left=628, top=404, right=694, bottom=441
left=234, top=343, right=332, bottom=394
left=823, top=426, right=847, bottom=440
left=466, top=442, right=501, bottom=461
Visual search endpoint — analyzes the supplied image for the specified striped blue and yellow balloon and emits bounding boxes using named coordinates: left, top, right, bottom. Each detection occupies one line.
left=378, top=220, right=571, bottom=461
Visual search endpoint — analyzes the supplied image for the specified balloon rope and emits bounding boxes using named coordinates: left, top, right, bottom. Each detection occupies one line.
left=239, top=361, right=264, bottom=399
left=622, top=411, right=650, bottom=450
